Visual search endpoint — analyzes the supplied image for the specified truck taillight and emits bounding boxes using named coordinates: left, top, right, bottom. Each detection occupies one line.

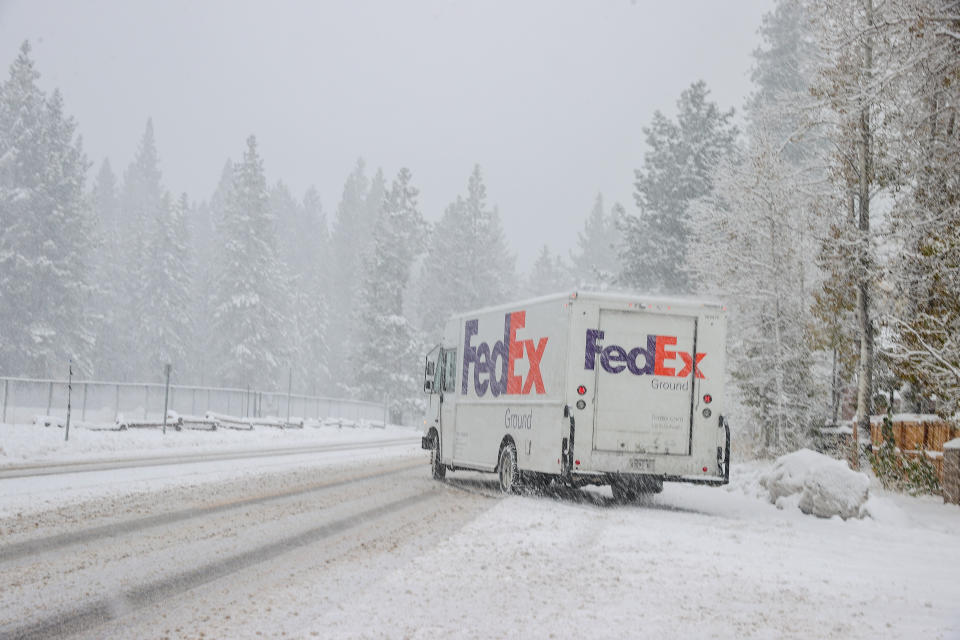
left=577, top=385, right=587, bottom=395
left=703, top=394, right=712, bottom=404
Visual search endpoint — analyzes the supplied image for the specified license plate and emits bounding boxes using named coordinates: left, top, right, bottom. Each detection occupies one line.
left=629, top=458, right=654, bottom=471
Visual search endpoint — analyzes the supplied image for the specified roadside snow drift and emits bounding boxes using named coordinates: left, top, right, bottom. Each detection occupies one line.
left=760, top=448, right=870, bottom=519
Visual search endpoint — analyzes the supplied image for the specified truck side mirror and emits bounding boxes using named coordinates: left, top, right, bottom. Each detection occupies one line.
left=424, top=380, right=434, bottom=393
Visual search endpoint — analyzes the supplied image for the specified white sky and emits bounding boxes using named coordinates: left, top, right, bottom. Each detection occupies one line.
left=0, top=0, right=770, bottom=269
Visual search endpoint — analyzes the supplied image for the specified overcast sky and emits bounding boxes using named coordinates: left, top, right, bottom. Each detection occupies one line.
left=0, top=0, right=770, bottom=269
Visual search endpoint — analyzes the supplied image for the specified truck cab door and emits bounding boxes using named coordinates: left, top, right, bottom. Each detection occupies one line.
left=438, top=347, right=457, bottom=465
left=423, top=346, right=441, bottom=435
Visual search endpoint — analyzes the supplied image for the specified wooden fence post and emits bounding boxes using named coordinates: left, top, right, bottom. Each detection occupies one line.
left=944, top=441, right=960, bottom=506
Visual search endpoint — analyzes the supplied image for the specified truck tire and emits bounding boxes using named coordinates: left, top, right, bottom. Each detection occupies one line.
left=498, top=442, right=520, bottom=494
left=612, top=476, right=664, bottom=502
left=611, top=480, right=637, bottom=503
left=430, top=434, right=445, bottom=480
left=638, top=475, right=664, bottom=494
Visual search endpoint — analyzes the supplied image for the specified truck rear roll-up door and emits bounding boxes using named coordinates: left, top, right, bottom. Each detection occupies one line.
left=591, top=310, right=697, bottom=456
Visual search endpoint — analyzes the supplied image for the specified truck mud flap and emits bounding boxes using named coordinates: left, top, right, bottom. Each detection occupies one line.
left=561, top=406, right=575, bottom=479
left=722, top=415, right=731, bottom=484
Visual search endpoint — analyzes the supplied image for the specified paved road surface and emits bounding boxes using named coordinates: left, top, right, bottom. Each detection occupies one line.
left=1, top=450, right=493, bottom=639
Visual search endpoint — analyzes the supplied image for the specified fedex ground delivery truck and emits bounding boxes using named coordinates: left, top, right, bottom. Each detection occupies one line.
left=420, top=291, right=730, bottom=499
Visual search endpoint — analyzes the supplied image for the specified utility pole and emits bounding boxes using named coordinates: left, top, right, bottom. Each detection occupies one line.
left=162, top=364, right=172, bottom=435
left=65, top=360, right=73, bottom=442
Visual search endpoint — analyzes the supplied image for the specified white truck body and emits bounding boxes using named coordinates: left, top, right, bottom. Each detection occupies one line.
left=422, top=291, right=730, bottom=490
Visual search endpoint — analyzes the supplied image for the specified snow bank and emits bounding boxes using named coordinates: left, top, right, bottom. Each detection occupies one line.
left=0, top=420, right=416, bottom=465
left=760, top=449, right=870, bottom=519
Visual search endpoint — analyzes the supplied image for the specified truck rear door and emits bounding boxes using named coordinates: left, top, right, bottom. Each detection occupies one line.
left=591, top=309, right=698, bottom=457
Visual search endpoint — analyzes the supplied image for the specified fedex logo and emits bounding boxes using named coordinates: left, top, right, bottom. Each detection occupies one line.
left=585, top=330, right=705, bottom=378
left=462, top=311, right=548, bottom=397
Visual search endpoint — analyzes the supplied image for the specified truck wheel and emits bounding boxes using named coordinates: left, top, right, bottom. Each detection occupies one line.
left=611, top=481, right=637, bottom=503
left=430, top=434, right=445, bottom=480
left=638, top=476, right=663, bottom=494
left=498, top=442, right=520, bottom=494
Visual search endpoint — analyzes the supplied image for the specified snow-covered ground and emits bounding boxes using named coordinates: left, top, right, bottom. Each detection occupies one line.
left=0, top=420, right=420, bottom=519
left=0, top=419, right=415, bottom=465
left=1, top=431, right=958, bottom=639
left=308, top=464, right=960, bottom=639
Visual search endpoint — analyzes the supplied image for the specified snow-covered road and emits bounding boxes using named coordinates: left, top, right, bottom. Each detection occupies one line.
left=1, top=441, right=959, bottom=639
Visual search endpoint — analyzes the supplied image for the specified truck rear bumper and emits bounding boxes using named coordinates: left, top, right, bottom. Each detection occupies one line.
left=662, top=474, right=728, bottom=486
left=573, top=415, right=732, bottom=486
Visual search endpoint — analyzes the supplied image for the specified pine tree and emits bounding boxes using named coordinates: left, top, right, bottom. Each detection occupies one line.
left=295, top=186, right=331, bottom=394
left=117, top=119, right=167, bottom=379
left=89, top=159, right=123, bottom=377
left=619, top=81, right=738, bottom=294
left=327, top=159, right=374, bottom=394
left=92, top=159, right=120, bottom=241
left=355, top=168, right=427, bottom=423
left=141, top=192, right=193, bottom=379
left=0, top=42, right=94, bottom=376
left=210, top=136, right=291, bottom=389
left=271, top=181, right=303, bottom=274
left=301, top=186, right=330, bottom=299
left=748, top=0, right=856, bottom=431
left=883, top=0, right=960, bottom=418
left=416, top=165, right=516, bottom=337
left=525, top=245, right=570, bottom=297
left=809, top=0, right=897, bottom=448
left=570, top=193, right=621, bottom=288
left=688, top=126, right=825, bottom=453
left=747, top=0, right=820, bottom=166
left=189, top=160, right=232, bottom=385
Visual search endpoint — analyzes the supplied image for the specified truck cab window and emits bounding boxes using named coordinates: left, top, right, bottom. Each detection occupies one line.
left=442, top=348, right=457, bottom=393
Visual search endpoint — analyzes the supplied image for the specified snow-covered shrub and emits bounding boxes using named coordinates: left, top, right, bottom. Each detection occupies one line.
left=760, top=449, right=870, bottom=519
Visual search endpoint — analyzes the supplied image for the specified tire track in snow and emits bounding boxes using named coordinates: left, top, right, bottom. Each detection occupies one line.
left=0, top=460, right=423, bottom=563
left=3, top=489, right=440, bottom=640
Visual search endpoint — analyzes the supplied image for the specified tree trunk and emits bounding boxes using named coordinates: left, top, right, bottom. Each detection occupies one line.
left=854, top=0, right=875, bottom=470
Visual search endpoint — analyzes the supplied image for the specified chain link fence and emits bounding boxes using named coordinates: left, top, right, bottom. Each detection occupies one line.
left=0, top=376, right=386, bottom=426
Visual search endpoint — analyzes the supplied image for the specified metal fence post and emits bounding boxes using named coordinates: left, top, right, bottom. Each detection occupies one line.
left=81, top=383, right=88, bottom=422
left=46, top=381, right=54, bottom=417
left=286, top=369, right=293, bottom=423
left=162, top=364, right=171, bottom=434
left=114, top=384, right=120, bottom=422
left=65, top=362, right=73, bottom=441
left=1, top=379, right=8, bottom=424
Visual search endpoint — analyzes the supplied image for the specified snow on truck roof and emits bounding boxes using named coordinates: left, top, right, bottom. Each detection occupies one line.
left=452, top=290, right=725, bottom=319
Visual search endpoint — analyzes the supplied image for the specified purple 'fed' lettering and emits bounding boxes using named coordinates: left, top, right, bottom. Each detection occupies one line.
left=585, top=329, right=706, bottom=379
